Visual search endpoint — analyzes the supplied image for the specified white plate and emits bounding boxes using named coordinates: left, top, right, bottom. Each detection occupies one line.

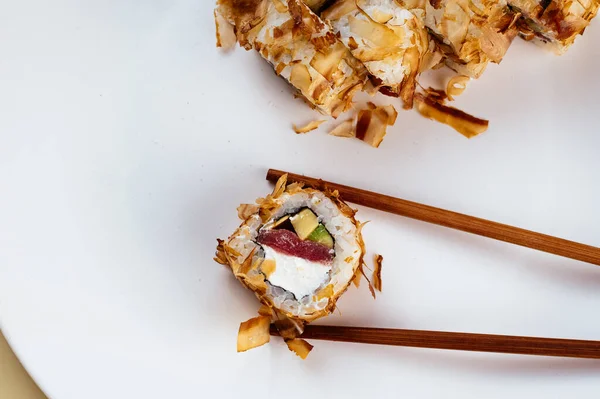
left=1, top=1, right=600, bottom=398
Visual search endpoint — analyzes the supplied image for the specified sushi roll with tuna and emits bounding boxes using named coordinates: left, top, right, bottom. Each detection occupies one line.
left=215, top=174, right=366, bottom=354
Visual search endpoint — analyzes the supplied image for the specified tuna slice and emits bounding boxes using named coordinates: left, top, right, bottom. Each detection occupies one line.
left=257, top=229, right=333, bottom=264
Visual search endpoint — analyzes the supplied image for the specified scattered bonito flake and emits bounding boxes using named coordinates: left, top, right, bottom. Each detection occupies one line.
left=328, top=103, right=398, bottom=147
left=362, top=265, right=377, bottom=299
left=366, top=102, right=377, bottom=110
left=375, top=104, right=399, bottom=124
left=373, top=254, right=383, bottom=292
left=423, top=87, right=448, bottom=103
left=329, top=118, right=355, bottom=138
left=293, top=119, right=327, bottom=134
left=414, top=93, right=489, bottom=139
left=214, top=10, right=236, bottom=50
left=237, top=316, right=271, bottom=352
left=446, top=75, right=470, bottom=101
left=356, top=103, right=398, bottom=148
left=285, top=338, right=314, bottom=359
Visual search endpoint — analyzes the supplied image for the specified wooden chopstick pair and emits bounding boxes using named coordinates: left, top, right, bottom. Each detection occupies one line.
left=266, top=169, right=600, bottom=360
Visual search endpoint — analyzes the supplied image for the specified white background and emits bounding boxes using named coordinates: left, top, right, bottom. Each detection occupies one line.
left=1, top=1, right=599, bottom=398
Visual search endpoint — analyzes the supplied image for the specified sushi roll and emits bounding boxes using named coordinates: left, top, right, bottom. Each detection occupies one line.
left=215, top=174, right=366, bottom=335
left=321, top=0, right=430, bottom=108
left=215, top=0, right=368, bottom=118
left=394, top=0, right=519, bottom=78
left=426, top=0, right=519, bottom=78
left=510, top=0, right=599, bottom=53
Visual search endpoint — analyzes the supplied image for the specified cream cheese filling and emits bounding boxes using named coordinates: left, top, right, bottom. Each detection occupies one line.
left=261, top=245, right=331, bottom=299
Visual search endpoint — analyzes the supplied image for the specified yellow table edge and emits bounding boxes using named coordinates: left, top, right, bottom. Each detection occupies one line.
left=0, top=330, right=48, bottom=399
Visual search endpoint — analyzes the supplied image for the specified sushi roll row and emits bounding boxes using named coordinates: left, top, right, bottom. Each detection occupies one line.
left=215, top=0, right=598, bottom=138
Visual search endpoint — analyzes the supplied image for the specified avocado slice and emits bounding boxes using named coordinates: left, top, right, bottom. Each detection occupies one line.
left=307, top=224, right=334, bottom=249
left=290, top=208, right=319, bottom=240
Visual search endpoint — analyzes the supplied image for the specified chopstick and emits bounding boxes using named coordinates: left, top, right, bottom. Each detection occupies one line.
left=266, top=169, right=600, bottom=266
left=271, top=325, right=600, bottom=359
left=266, top=169, right=600, bottom=359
